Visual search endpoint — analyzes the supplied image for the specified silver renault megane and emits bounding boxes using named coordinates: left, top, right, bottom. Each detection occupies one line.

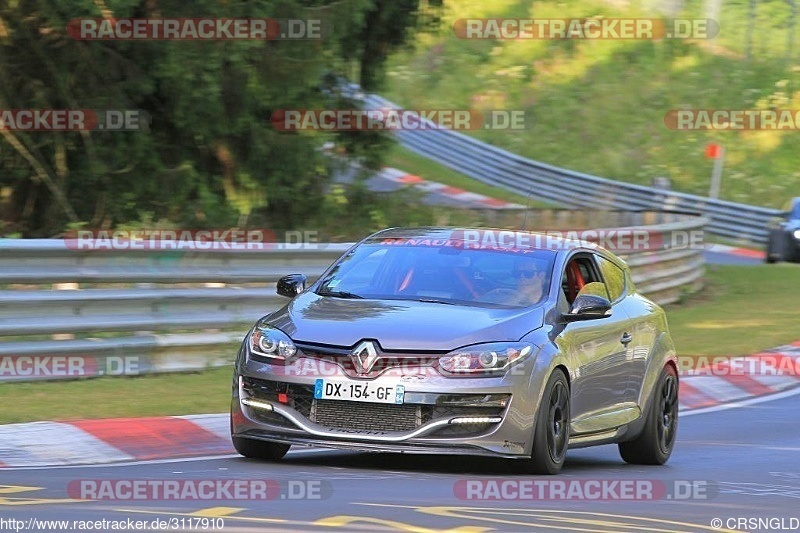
left=231, top=227, right=679, bottom=474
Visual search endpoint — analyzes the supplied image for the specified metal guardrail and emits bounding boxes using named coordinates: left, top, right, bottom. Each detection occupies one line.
left=0, top=241, right=351, bottom=382
left=0, top=217, right=704, bottom=382
left=364, top=94, right=780, bottom=244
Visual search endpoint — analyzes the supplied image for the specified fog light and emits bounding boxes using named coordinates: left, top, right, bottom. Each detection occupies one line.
left=438, top=394, right=510, bottom=408
left=241, top=398, right=274, bottom=411
left=449, top=416, right=502, bottom=424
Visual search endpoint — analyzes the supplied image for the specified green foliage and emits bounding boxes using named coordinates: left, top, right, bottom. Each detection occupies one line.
left=341, top=0, right=444, bottom=90
left=383, top=0, right=800, bottom=208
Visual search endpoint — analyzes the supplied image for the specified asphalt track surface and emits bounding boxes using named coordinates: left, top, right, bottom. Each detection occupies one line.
left=3, top=387, right=799, bottom=533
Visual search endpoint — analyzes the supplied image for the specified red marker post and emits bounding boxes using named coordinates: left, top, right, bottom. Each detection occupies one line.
left=705, top=143, right=725, bottom=199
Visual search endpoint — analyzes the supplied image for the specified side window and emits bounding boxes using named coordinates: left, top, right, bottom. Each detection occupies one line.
left=597, top=256, right=626, bottom=303
left=561, top=255, right=606, bottom=304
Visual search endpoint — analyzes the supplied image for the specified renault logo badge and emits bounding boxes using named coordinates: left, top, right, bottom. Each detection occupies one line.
left=350, top=340, right=379, bottom=374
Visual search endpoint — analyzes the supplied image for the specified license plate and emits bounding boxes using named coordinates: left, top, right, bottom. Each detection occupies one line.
left=314, top=379, right=405, bottom=404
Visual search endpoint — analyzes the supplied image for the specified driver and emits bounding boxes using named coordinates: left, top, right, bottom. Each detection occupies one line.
left=482, top=261, right=547, bottom=306
left=513, top=267, right=546, bottom=305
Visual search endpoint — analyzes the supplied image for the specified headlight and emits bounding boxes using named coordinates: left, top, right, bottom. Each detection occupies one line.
left=438, top=342, right=535, bottom=376
left=793, top=229, right=800, bottom=240
left=248, top=323, right=297, bottom=361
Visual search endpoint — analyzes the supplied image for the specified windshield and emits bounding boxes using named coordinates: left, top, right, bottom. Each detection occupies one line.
left=316, top=240, right=556, bottom=308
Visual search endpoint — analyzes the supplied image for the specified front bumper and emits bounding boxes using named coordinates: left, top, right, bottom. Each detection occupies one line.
left=231, top=356, right=541, bottom=457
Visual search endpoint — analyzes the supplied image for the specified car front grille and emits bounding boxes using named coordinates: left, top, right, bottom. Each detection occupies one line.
left=242, top=376, right=504, bottom=436
left=311, top=400, right=420, bottom=432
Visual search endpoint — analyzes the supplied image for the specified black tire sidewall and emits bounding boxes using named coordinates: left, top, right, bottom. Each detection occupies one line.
left=624, top=364, right=678, bottom=465
left=232, top=436, right=290, bottom=461
left=530, top=369, right=570, bottom=474
left=653, top=365, right=679, bottom=461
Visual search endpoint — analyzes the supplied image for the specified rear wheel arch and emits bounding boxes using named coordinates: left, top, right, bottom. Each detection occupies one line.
left=635, top=332, right=677, bottom=406
left=618, top=363, right=678, bottom=465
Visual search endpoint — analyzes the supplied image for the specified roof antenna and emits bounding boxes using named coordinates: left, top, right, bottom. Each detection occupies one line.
left=520, top=186, right=536, bottom=232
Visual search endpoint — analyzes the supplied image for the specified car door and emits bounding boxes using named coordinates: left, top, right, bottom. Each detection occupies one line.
left=595, top=254, right=649, bottom=405
left=554, top=252, right=635, bottom=435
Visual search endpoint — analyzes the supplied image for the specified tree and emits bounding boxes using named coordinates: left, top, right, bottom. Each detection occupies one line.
left=340, top=0, right=443, bottom=91
left=0, top=0, right=440, bottom=236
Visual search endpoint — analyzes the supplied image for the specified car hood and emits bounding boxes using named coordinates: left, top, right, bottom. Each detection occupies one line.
left=265, top=292, right=544, bottom=351
left=785, top=220, right=800, bottom=230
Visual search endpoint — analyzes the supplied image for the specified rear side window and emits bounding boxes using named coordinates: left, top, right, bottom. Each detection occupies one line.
left=597, top=256, right=626, bottom=302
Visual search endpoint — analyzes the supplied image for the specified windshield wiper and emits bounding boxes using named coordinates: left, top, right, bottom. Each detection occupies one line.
left=413, top=297, right=456, bottom=305
left=317, top=289, right=364, bottom=299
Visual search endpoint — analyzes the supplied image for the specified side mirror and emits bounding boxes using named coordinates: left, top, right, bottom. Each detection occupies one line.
left=563, top=294, right=612, bottom=322
left=277, top=274, right=307, bottom=298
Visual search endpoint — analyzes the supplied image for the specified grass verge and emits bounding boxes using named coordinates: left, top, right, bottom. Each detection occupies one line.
left=0, top=367, right=233, bottom=424
left=667, top=264, right=800, bottom=356
left=1, top=265, right=798, bottom=423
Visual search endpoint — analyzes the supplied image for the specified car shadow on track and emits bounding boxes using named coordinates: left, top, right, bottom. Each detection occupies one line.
left=239, top=449, right=628, bottom=476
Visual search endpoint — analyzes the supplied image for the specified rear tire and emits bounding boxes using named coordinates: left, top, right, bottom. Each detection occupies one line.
left=619, top=364, right=678, bottom=465
left=232, top=436, right=290, bottom=461
left=519, top=369, right=570, bottom=475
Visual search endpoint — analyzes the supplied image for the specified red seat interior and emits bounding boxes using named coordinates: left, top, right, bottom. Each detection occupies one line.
left=566, top=261, right=586, bottom=303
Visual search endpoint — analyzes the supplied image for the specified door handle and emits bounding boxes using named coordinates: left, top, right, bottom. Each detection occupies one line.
left=620, top=332, right=633, bottom=346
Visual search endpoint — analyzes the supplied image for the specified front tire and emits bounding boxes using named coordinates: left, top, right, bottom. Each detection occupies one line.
left=619, top=364, right=678, bottom=465
left=766, top=232, right=785, bottom=263
left=520, top=369, right=570, bottom=475
left=765, top=235, right=775, bottom=263
left=232, top=436, right=290, bottom=461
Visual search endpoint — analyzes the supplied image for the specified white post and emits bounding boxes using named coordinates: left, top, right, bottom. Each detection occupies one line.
left=52, top=282, right=79, bottom=340
left=708, top=146, right=725, bottom=199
